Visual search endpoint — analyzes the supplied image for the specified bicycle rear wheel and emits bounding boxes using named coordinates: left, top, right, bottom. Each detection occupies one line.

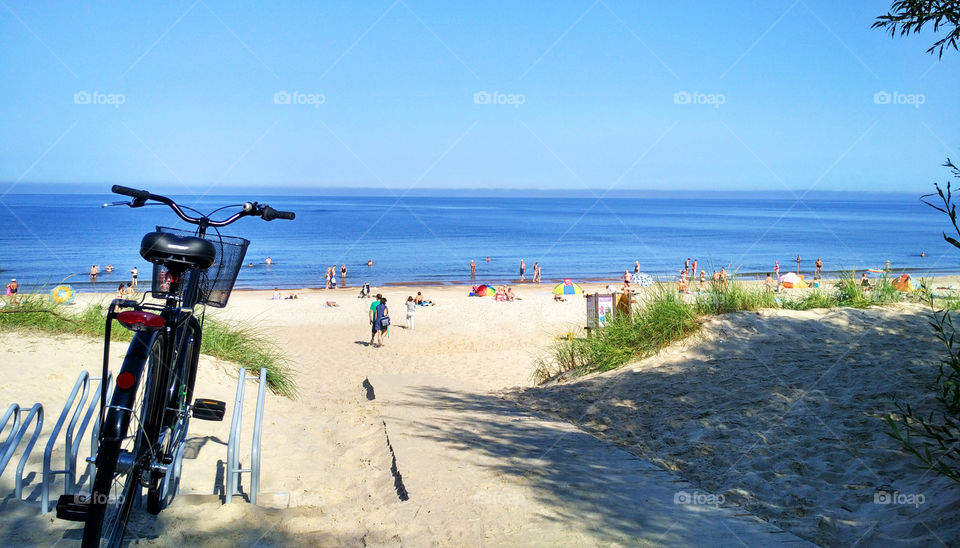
left=147, top=317, right=201, bottom=514
left=83, top=333, right=164, bottom=547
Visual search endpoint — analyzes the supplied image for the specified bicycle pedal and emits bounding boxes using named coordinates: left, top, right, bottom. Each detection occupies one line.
left=192, top=398, right=226, bottom=421
left=56, top=494, right=89, bottom=522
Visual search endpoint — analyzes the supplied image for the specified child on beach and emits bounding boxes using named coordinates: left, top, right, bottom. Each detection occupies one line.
left=406, top=296, right=416, bottom=329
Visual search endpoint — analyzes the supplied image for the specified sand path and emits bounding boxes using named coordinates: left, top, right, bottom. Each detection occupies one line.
left=0, top=284, right=812, bottom=546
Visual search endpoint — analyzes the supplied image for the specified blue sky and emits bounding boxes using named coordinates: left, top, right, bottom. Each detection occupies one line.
left=0, top=0, right=956, bottom=193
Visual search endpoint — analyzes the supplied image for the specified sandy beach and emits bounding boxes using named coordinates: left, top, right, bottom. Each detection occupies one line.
left=1, top=280, right=959, bottom=546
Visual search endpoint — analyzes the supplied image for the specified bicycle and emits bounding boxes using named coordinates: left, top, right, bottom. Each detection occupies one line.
left=55, top=185, right=294, bottom=547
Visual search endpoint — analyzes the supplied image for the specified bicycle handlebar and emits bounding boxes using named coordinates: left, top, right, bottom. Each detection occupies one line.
left=111, top=185, right=295, bottom=226
left=112, top=185, right=152, bottom=202
left=261, top=205, right=295, bottom=221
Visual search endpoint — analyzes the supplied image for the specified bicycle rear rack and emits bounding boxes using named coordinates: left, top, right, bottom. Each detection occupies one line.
left=1, top=371, right=112, bottom=513
left=0, top=402, right=44, bottom=499
left=5, top=367, right=267, bottom=512
left=225, top=368, right=266, bottom=504
left=41, top=371, right=113, bottom=513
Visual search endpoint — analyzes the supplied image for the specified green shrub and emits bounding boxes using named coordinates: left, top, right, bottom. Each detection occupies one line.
left=694, top=279, right=776, bottom=315
left=541, top=285, right=699, bottom=379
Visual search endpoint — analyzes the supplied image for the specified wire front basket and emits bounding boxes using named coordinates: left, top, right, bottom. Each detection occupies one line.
left=150, top=226, right=250, bottom=308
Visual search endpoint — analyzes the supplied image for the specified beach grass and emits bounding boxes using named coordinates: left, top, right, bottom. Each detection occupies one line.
left=781, top=290, right=835, bottom=310
left=0, top=295, right=296, bottom=398
left=540, top=273, right=929, bottom=383
left=200, top=316, right=297, bottom=398
left=537, top=285, right=699, bottom=381
left=694, top=280, right=777, bottom=315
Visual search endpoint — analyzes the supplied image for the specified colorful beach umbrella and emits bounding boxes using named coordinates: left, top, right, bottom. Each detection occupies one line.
left=51, top=284, right=74, bottom=304
left=634, top=272, right=655, bottom=287
left=552, top=279, right=584, bottom=295
left=471, top=284, right=497, bottom=297
left=778, top=272, right=808, bottom=289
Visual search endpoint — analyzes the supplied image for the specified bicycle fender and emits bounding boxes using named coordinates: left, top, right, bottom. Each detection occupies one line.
left=101, top=331, right=160, bottom=443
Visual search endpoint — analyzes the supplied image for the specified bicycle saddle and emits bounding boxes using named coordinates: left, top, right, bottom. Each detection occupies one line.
left=140, top=232, right=216, bottom=270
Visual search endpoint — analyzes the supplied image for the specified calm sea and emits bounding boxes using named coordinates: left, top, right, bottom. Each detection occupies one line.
left=0, top=192, right=955, bottom=294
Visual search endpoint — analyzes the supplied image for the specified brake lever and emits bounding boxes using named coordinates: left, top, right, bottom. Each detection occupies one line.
left=102, top=200, right=132, bottom=208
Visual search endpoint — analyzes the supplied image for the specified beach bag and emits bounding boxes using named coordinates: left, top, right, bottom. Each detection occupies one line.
left=376, top=303, right=389, bottom=328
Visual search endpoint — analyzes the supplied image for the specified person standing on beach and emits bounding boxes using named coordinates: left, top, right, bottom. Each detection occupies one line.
left=324, top=268, right=331, bottom=289
left=623, top=270, right=631, bottom=286
left=374, top=297, right=390, bottom=347
left=406, top=296, right=416, bottom=329
left=6, top=278, right=18, bottom=305
left=369, top=293, right=383, bottom=345
left=764, top=273, right=774, bottom=293
left=719, top=267, right=728, bottom=291
left=519, top=259, right=526, bottom=281
left=699, top=270, right=706, bottom=288
left=684, top=258, right=690, bottom=275
left=470, top=260, right=476, bottom=278
left=773, top=261, right=780, bottom=280
left=341, top=264, right=347, bottom=284
left=691, top=259, right=698, bottom=280
left=814, top=258, right=823, bottom=280
left=796, top=255, right=801, bottom=274
left=533, top=262, right=541, bottom=285
left=130, top=266, right=138, bottom=288
left=634, top=261, right=640, bottom=274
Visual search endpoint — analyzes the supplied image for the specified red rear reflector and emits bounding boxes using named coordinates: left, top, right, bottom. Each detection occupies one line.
left=116, top=310, right=164, bottom=332
left=116, top=371, right=136, bottom=390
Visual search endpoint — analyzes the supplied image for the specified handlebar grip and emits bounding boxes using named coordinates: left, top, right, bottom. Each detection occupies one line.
left=112, top=185, right=151, bottom=201
left=261, top=206, right=295, bottom=221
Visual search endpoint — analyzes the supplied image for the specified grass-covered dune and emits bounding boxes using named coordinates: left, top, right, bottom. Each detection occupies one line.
left=0, top=294, right=296, bottom=398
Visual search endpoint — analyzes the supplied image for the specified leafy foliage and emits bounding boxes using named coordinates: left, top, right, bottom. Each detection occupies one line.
left=887, top=160, right=960, bottom=483
left=873, top=1, right=960, bottom=58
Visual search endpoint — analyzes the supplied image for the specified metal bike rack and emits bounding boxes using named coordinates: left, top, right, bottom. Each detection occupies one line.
left=40, top=370, right=112, bottom=513
left=0, top=402, right=44, bottom=499
left=225, top=368, right=267, bottom=504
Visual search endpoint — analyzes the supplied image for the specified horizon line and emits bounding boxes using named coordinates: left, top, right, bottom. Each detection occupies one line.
left=0, top=182, right=926, bottom=198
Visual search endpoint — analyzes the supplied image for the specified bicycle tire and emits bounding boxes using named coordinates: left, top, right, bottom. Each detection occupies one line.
left=83, top=332, right=165, bottom=548
left=147, top=317, right=201, bottom=514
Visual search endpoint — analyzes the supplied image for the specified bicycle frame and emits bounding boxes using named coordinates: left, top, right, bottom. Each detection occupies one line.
left=99, top=234, right=208, bottom=451
left=79, top=186, right=293, bottom=546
